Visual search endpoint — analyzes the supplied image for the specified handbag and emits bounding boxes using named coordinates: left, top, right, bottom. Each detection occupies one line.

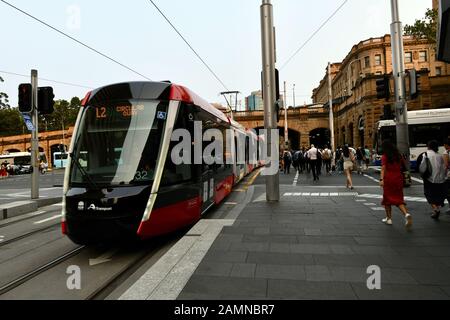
left=419, top=152, right=433, bottom=180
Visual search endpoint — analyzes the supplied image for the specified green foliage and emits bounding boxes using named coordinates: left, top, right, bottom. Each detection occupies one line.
left=404, top=8, right=438, bottom=43
left=0, top=96, right=81, bottom=137
left=0, top=108, right=25, bottom=137
left=0, top=76, right=11, bottom=109
left=39, top=97, right=81, bottom=132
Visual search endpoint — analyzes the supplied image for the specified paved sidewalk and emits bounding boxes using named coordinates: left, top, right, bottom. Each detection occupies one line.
left=177, top=182, right=450, bottom=300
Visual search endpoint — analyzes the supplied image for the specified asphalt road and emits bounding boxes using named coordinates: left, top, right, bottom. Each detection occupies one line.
left=0, top=170, right=65, bottom=205
left=0, top=172, right=254, bottom=300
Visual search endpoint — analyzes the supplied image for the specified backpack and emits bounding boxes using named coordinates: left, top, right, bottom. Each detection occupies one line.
left=322, top=150, right=331, bottom=160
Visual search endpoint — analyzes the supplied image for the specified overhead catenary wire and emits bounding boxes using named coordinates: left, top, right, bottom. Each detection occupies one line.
left=280, top=0, right=349, bottom=70
left=146, top=0, right=230, bottom=92
left=0, top=0, right=152, bottom=81
left=0, top=70, right=94, bottom=89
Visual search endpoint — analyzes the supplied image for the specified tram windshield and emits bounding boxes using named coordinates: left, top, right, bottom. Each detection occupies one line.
left=70, top=100, right=169, bottom=187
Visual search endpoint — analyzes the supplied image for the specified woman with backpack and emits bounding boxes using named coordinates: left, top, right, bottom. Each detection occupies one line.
left=379, top=140, right=412, bottom=228
left=420, top=140, right=449, bottom=220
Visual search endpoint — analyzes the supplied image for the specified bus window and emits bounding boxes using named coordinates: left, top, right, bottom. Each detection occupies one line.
left=410, top=123, right=445, bottom=148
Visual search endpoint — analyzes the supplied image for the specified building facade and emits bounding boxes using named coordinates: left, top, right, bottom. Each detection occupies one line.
left=245, top=91, right=264, bottom=111
left=312, top=34, right=450, bottom=149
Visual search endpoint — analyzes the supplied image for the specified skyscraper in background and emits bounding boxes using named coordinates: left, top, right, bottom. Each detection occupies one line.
left=245, top=91, right=264, bottom=111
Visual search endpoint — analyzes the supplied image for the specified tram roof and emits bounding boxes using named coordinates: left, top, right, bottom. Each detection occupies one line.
left=83, top=81, right=230, bottom=124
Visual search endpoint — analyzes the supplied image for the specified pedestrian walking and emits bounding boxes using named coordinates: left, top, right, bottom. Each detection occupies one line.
left=292, top=150, right=300, bottom=173
left=341, top=146, right=354, bottom=189
left=322, top=146, right=332, bottom=175
left=335, top=148, right=343, bottom=173
left=420, top=140, right=448, bottom=220
left=307, top=144, right=320, bottom=181
left=298, top=148, right=306, bottom=173
left=356, top=148, right=364, bottom=175
left=445, top=139, right=450, bottom=214
left=379, top=140, right=412, bottom=228
left=283, top=151, right=292, bottom=175
left=364, top=146, right=371, bottom=171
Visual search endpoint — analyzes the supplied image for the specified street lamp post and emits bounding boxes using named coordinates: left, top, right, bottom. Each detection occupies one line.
left=327, top=63, right=336, bottom=166
left=292, top=84, right=296, bottom=108
left=284, top=81, right=289, bottom=149
left=260, top=0, right=280, bottom=202
left=346, top=58, right=363, bottom=97
left=390, top=0, right=410, bottom=169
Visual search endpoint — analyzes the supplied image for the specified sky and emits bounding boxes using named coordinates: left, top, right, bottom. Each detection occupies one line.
left=0, top=0, right=431, bottom=110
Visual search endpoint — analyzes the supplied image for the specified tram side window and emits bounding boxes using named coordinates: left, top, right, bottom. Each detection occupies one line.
left=197, top=109, right=228, bottom=174
left=161, top=107, right=193, bottom=186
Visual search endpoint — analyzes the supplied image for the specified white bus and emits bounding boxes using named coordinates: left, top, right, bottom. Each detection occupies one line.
left=375, top=108, right=450, bottom=170
left=53, top=152, right=69, bottom=168
left=0, top=152, right=48, bottom=175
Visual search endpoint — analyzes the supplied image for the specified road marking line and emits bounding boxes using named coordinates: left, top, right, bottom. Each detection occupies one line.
left=33, top=215, right=61, bottom=225
left=358, top=193, right=427, bottom=203
left=364, top=203, right=377, bottom=206
left=293, top=171, right=299, bottom=187
left=51, top=203, right=63, bottom=207
left=371, top=207, right=386, bottom=211
left=224, top=202, right=237, bottom=205
left=363, top=174, right=380, bottom=183
left=411, top=177, right=423, bottom=184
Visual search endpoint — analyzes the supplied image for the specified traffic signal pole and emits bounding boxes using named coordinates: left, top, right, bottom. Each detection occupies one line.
left=390, top=0, right=410, bottom=169
left=327, top=63, right=336, bottom=166
left=261, top=0, right=279, bottom=202
left=31, top=69, right=39, bottom=199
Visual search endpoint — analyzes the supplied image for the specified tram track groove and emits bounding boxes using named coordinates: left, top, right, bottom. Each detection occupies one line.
left=0, top=223, right=61, bottom=248
left=0, top=246, right=86, bottom=296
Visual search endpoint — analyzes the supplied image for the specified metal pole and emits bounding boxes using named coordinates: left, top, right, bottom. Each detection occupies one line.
left=328, top=63, right=336, bottom=165
left=284, top=81, right=289, bottom=148
left=261, top=0, right=279, bottom=202
left=31, top=70, right=39, bottom=199
left=293, top=84, right=296, bottom=108
left=390, top=0, right=410, bottom=170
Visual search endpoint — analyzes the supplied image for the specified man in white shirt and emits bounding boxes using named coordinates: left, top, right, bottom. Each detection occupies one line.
left=307, top=145, right=320, bottom=181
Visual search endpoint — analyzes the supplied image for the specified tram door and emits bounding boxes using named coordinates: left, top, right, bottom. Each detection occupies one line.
left=201, top=169, right=215, bottom=214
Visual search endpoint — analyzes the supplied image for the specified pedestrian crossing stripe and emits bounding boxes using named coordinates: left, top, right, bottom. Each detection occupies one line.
left=284, top=192, right=358, bottom=197
left=358, top=194, right=428, bottom=203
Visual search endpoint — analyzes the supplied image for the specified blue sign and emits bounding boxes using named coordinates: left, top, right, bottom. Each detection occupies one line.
left=157, top=111, right=167, bottom=120
left=21, top=114, right=35, bottom=132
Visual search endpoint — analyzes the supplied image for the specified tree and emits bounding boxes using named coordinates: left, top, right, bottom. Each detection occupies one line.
left=40, top=97, right=81, bottom=132
left=0, top=76, right=10, bottom=109
left=404, top=8, right=438, bottom=43
left=0, top=108, right=25, bottom=137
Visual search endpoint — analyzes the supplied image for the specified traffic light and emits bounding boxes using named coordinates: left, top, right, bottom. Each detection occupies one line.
left=38, top=87, right=55, bottom=115
left=18, top=83, right=32, bottom=113
left=409, top=69, right=420, bottom=100
left=376, top=75, right=390, bottom=100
